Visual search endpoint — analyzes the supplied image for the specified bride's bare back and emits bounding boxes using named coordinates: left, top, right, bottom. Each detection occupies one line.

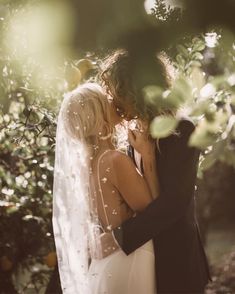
left=90, top=149, right=153, bottom=232
left=88, top=149, right=157, bottom=294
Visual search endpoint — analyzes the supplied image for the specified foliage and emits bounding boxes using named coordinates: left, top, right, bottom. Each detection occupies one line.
left=0, top=58, right=59, bottom=293
left=0, top=0, right=235, bottom=292
left=0, top=42, right=96, bottom=294
left=205, top=250, right=235, bottom=293
left=151, top=0, right=182, bottom=23
left=145, top=32, right=235, bottom=173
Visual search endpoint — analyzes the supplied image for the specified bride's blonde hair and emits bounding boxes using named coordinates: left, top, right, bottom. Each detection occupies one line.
left=62, top=83, right=113, bottom=147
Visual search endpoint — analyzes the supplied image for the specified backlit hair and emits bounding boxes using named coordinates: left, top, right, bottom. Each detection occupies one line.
left=62, top=83, right=112, bottom=145
left=100, top=49, right=176, bottom=121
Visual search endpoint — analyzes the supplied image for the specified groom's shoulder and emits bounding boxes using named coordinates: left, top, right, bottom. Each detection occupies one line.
left=176, top=117, right=195, bottom=137
left=159, top=118, right=195, bottom=152
left=160, top=118, right=195, bottom=145
left=163, top=118, right=195, bottom=147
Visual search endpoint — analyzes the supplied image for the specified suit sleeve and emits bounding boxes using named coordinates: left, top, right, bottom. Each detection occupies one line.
left=113, top=120, right=199, bottom=255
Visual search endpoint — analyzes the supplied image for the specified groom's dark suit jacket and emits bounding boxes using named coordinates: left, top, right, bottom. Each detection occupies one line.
left=114, top=119, right=211, bottom=294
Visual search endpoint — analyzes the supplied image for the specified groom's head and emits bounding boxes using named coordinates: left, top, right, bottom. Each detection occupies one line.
left=100, top=49, right=173, bottom=121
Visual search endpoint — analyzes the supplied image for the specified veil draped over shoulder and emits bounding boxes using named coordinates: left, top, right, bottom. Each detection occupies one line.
left=52, top=87, right=101, bottom=294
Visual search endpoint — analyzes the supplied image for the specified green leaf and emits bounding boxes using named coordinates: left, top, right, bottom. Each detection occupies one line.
left=143, top=85, right=164, bottom=104
left=191, top=67, right=205, bottom=92
left=189, top=61, right=202, bottom=68
left=189, top=131, right=215, bottom=149
left=188, top=116, right=224, bottom=149
left=190, top=100, right=211, bottom=116
left=193, top=40, right=206, bottom=51
left=176, top=54, right=185, bottom=67
left=200, top=154, right=217, bottom=170
left=210, top=75, right=226, bottom=87
left=192, top=37, right=202, bottom=44
left=167, top=76, right=193, bottom=106
left=176, top=45, right=188, bottom=57
left=192, top=52, right=204, bottom=60
left=143, top=85, right=177, bottom=111
left=150, top=116, right=179, bottom=138
left=231, top=95, right=235, bottom=106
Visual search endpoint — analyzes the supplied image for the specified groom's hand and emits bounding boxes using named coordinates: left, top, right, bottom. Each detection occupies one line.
left=92, top=232, right=119, bottom=259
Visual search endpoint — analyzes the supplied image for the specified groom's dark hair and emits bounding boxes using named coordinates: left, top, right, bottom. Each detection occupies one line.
left=100, top=49, right=174, bottom=120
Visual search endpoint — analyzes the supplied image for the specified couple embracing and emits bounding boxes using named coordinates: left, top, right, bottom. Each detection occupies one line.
left=53, top=49, right=211, bottom=294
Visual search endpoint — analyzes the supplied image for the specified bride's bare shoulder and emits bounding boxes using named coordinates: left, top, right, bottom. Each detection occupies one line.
left=105, top=150, right=137, bottom=174
left=104, top=149, right=129, bottom=161
left=100, top=150, right=133, bottom=170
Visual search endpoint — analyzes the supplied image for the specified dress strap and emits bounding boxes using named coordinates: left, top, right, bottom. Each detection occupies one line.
left=97, top=149, right=113, bottom=230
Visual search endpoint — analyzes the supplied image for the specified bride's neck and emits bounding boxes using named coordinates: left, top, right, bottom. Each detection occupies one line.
left=96, top=137, right=114, bottom=152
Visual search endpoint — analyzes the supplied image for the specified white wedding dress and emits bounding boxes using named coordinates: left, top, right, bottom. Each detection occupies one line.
left=87, top=150, right=156, bottom=294
left=88, top=241, right=156, bottom=294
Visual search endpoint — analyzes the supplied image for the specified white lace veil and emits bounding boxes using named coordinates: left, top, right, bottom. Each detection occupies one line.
left=52, top=84, right=103, bottom=293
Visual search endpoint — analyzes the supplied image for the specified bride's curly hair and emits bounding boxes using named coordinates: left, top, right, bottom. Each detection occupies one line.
left=100, top=49, right=176, bottom=121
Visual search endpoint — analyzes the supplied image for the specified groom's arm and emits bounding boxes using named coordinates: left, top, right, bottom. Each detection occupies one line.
left=113, top=119, right=199, bottom=255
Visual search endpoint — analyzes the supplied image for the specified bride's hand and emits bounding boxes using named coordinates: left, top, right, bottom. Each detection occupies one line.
left=128, top=126, right=155, bottom=158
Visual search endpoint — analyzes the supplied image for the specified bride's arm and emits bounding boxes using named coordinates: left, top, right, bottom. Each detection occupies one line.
left=94, top=131, right=160, bottom=258
left=109, top=151, right=153, bottom=212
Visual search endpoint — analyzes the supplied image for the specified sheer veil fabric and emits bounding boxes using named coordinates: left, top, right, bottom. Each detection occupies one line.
left=52, top=84, right=156, bottom=294
left=52, top=88, right=101, bottom=294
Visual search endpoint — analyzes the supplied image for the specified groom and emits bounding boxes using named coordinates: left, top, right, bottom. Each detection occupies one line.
left=100, top=49, right=211, bottom=294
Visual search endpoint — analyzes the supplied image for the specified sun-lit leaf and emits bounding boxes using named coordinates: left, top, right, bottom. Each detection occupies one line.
left=189, top=128, right=216, bottom=149
left=192, top=52, right=204, bottom=60
left=143, top=85, right=164, bottom=105
left=190, top=100, right=211, bottom=117
left=176, top=44, right=188, bottom=57
left=191, top=67, right=205, bottom=92
left=167, top=76, right=193, bottom=107
left=193, top=40, right=206, bottom=51
left=200, top=153, right=217, bottom=170
left=150, top=115, right=179, bottom=138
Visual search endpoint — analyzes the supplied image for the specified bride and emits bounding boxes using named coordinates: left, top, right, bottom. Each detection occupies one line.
left=53, top=82, right=159, bottom=294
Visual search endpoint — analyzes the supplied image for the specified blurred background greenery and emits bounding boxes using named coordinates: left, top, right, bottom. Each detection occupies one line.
left=0, top=0, right=235, bottom=293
